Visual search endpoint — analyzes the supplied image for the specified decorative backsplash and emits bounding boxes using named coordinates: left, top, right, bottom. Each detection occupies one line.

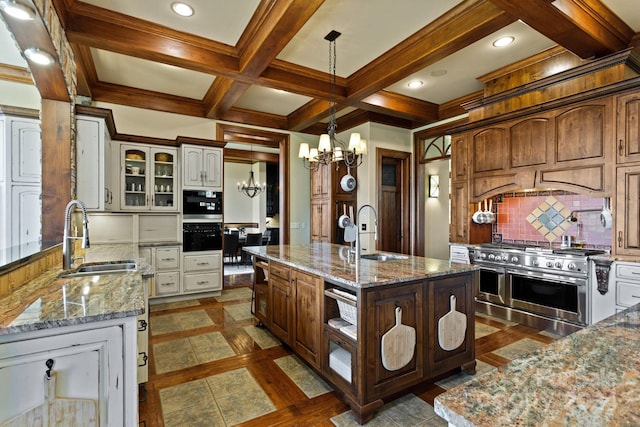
left=492, top=191, right=612, bottom=249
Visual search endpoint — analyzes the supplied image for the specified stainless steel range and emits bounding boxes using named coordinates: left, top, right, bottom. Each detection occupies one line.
left=472, top=244, right=605, bottom=335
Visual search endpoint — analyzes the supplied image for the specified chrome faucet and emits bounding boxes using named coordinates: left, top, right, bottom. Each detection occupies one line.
left=355, top=204, right=378, bottom=261
left=62, top=200, right=90, bottom=270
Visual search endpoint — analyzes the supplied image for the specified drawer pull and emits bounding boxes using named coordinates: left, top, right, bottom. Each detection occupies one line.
left=196, top=262, right=210, bottom=266
left=197, top=281, right=209, bottom=286
left=161, top=258, right=175, bottom=262
left=138, top=319, right=147, bottom=331
left=632, top=295, right=640, bottom=299
left=160, top=282, right=175, bottom=286
left=138, top=352, right=148, bottom=367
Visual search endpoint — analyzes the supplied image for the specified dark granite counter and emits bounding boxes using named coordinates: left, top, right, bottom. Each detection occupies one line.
left=0, top=244, right=148, bottom=336
left=434, top=304, right=640, bottom=426
left=243, top=243, right=477, bottom=289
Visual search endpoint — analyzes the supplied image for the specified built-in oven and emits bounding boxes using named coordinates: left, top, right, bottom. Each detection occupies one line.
left=506, top=268, right=587, bottom=326
left=183, top=222, right=222, bottom=252
left=183, top=190, right=222, bottom=216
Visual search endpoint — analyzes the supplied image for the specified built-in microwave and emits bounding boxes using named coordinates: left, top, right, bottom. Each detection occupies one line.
left=183, top=190, right=223, bottom=216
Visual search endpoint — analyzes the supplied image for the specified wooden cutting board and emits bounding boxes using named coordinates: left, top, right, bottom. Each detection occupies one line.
left=381, top=307, right=416, bottom=371
left=437, top=295, right=467, bottom=351
left=1, top=373, right=97, bottom=427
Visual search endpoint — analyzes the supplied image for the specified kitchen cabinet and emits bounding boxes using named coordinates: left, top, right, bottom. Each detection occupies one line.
left=253, top=258, right=269, bottom=325
left=310, top=161, right=357, bottom=244
left=182, top=251, right=222, bottom=294
left=136, top=275, right=150, bottom=384
left=472, top=127, right=508, bottom=174
left=269, top=261, right=292, bottom=342
left=451, top=134, right=468, bottom=181
left=449, top=181, right=469, bottom=244
left=181, top=144, right=223, bottom=190
left=615, top=166, right=640, bottom=256
left=0, top=320, right=138, bottom=426
left=119, top=143, right=178, bottom=212
left=616, top=92, right=640, bottom=164
left=0, top=115, right=41, bottom=264
left=613, top=262, right=640, bottom=312
left=152, top=246, right=182, bottom=297
left=76, top=115, right=114, bottom=211
left=292, top=269, right=322, bottom=368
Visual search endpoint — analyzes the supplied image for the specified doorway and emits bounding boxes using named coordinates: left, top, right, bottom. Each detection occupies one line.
left=377, top=148, right=411, bottom=254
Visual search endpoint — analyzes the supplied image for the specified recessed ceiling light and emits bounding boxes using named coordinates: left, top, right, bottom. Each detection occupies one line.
left=24, top=48, right=55, bottom=65
left=0, top=0, right=36, bottom=20
left=407, top=80, right=423, bottom=89
left=430, top=69, right=447, bottom=77
left=171, top=2, right=194, bottom=17
left=493, top=36, right=515, bottom=48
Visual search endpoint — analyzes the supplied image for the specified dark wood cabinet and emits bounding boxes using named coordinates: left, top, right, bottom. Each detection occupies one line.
left=310, top=200, right=330, bottom=242
left=615, top=166, right=640, bottom=256
left=253, top=258, right=269, bottom=325
left=617, top=92, right=640, bottom=164
left=472, top=127, right=508, bottom=174
left=292, top=269, right=322, bottom=368
left=509, top=116, right=552, bottom=168
left=451, top=134, right=468, bottom=181
left=269, top=261, right=292, bottom=343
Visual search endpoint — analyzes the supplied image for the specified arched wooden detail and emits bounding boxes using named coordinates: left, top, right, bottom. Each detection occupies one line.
left=419, top=135, right=451, bottom=164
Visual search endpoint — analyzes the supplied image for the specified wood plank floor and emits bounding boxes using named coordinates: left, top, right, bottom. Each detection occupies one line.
left=139, top=273, right=560, bottom=426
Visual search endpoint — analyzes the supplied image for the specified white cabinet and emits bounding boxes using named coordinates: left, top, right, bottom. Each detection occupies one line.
left=119, top=144, right=178, bottom=212
left=76, top=116, right=114, bottom=211
left=0, top=115, right=41, bottom=264
left=181, top=144, right=222, bottom=190
left=0, top=319, right=138, bottom=426
left=614, top=261, right=640, bottom=312
left=154, top=246, right=182, bottom=297
left=183, top=251, right=222, bottom=294
left=137, top=276, right=150, bottom=384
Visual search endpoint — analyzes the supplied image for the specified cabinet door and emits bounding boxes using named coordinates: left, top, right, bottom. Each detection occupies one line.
left=156, top=271, right=180, bottom=296
left=311, top=163, right=330, bottom=197
left=509, top=116, right=551, bottom=168
left=449, top=181, right=468, bottom=243
left=183, top=272, right=222, bottom=293
left=77, top=117, right=112, bottom=211
left=150, top=147, right=177, bottom=211
left=254, top=283, right=269, bottom=325
left=615, top=166, right=640, bottom=256
left=10, top=118, right=41, bottom=183
left=121, top=144, right=150, bottom=210
left=451, top=133, right=468, bottom=181
left=182, top=146, right=203, bottom=187
left=311, top=200, right=330, bottom=242
left=555, top=101, right=609, bottom=163
left=270, top=277, right=292, bottom=343
left=11, top=185, right=41, bottom=259
left=616, top=92, right=640, bottom=164
left=364, top=282, right=423, bottom=400
left=472, top=127, right=507, bottom=174
left=428, top=273, right=475, bottom=377
left=292, top=269, right=321, bottom=368
left=202, top=148, right=223, bottom=190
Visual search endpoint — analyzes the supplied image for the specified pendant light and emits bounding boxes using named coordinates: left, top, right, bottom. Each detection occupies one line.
left=237, top=145, right=265, bottom=198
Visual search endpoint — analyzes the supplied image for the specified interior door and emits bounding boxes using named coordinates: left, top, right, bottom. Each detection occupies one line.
left=377, top=149, right=411, bottom=254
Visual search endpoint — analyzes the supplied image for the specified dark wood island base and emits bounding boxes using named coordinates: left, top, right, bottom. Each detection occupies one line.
left=246, top=243, right=478, bottom=425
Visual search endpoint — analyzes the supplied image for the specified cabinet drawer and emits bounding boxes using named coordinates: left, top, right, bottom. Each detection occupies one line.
left=156, top=271, right=180, bottom=295
left=616, top=262, right=640, bottom=281
left=183, top=272, right=222, bottom=293
left=184, top=253, right=221, bottom=272
left=616, top=281, right=640, bottom=307
left=156, top=247, right=180, bottom=270
left=270, top=261, right=290, bottom=281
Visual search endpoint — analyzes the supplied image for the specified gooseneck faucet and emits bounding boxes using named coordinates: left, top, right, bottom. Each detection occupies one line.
left=355, top=204, right=378, bottom=261
left=62, top=200, right=90, bottom=270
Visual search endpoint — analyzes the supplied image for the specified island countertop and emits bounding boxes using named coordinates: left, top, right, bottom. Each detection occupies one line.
left=243, top=243, right=476, bottom=289
left=0, top=244, right=147, bottom=337
left=434, top=304, right=640, bottom=426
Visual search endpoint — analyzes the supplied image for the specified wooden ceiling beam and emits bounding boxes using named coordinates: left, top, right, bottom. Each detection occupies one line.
left=203, top=78, right=251, bottom=119
left=71, top=43, right=96, bottom=97
left=347, top=0, right=516, bottom=101
left=219, top=107, right=288, bottom=130
left=287, top=98, right=332, bottom=132
left=489, top=0, right=634, bottom=59
left=358, top=91, right=439, bottom=123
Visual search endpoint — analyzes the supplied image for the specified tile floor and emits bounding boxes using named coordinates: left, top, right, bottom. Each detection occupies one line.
left=142, top=285, right=558, bottom=426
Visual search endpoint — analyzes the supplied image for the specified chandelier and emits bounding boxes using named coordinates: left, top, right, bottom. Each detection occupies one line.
left=298, top=30, right=367, bottom=171
left=237, top=145, right=266, bottom=198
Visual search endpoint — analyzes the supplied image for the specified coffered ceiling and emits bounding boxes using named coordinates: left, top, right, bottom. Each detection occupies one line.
left=3, top=0, right=640, bottom=134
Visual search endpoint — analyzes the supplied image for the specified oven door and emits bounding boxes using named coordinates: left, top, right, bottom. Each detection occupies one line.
left=183, top=222, right=222, bottom=252
left=506, top=268, right=587, bottom=326
left=476, top=265, right=507, bottom=305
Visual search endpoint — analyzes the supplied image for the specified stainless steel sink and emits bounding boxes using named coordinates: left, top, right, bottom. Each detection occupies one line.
left=59, top=260, right=137, bottom=278
left=360, top=253, right=409, bottom=261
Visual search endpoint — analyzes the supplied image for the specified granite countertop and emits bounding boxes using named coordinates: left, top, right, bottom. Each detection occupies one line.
left=0, top=244, right=149, bottom=337
left=243, top=243, right=477, bottom=289
left=434, top=304, right=640, bottom=426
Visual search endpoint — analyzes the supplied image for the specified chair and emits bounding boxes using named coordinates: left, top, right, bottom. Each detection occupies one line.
left=243, top=232, right=263, bottom=265
left=262, top=229, right=272, bottom=245
left=224, top=232, right=240, bottom=266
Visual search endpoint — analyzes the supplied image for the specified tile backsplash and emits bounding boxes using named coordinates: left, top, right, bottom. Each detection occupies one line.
left=493, top=191, right=612, bottom=249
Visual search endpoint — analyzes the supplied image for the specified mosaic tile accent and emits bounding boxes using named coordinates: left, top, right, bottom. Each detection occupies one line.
left=243, top=325, right=281, bottom=348
left=275, top=355, right=333, bottom=398
left=331, top=393, right=446, bottom=427
left=525, top=196, right=572, bottom=242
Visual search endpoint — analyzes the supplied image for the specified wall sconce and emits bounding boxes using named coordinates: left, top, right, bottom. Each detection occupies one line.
left=428, top=175, right=439, bottom=198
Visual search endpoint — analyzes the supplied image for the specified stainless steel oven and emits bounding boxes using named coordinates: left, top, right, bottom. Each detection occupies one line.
left=478, top=265, right=506, bottom=305
left=506, top=267, right=587, bottom=326
left=183, top=222, right=222, bottom=252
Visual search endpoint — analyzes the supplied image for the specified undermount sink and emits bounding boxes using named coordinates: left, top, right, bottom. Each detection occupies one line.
left=59, top=260, right=137, bottom=278
left=360, top=253, right=409, bottom=261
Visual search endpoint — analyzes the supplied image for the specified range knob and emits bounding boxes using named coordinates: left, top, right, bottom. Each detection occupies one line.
left=555, top=261, right=563, bottom=268
left=546, top=261, right=554, bottom=268
left=568, top=262, right=576, bottom=270
left=532, top=259, right=540, bottom=267
left=511, top=256, right=519, bottom=264
left=488, top=254, right=495, bottom=260
left=479, top=253, right=487, bottom=259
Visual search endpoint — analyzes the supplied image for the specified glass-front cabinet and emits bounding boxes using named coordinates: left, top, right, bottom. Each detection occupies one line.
left=120, top=144, right=178, bottom=211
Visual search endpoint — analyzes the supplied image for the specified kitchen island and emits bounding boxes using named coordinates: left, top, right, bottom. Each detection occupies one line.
left=0, top=244, right=147, bottom=426
left=434, top=304, right=640, bottom=426
left=244, top=243, right=478, bottom=424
